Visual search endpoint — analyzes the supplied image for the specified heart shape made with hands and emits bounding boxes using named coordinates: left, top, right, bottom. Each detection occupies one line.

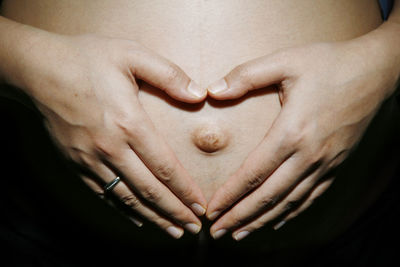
left=136, top=54, right=286, bottom=238
left=139, top=41, right=391, bottom=241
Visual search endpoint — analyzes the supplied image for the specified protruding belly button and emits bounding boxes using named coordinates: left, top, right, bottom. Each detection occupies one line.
left=191, top=124, right=229, bottom=153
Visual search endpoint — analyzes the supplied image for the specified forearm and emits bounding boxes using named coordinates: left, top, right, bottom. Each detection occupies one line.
left=378, top=0, right=400, bottom=71
left=0, top=16, right=49, bottom=92
left=388, top=0, right=400, bottom=24
left=358, top=1, right=400, bottom=99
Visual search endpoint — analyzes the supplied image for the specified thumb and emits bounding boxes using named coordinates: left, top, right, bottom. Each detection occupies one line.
left=207, top=53, right=287, bottom=100
left=130, top=49, right=207, bottom=103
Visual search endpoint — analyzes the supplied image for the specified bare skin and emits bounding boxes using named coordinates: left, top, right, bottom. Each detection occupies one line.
left=207, top=23, right=400, bottom=240
left=0, top=17, right=209, bottom=239
left=0, top=0, right=399, bottom=254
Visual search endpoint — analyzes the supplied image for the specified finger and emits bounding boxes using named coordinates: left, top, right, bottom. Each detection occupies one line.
left=81, top=175, right=144, bottom=227
left=105, top=146, right=203, bottom=234
left=273, top=177, right=334, bottom=229
left=232, top=176, right=334, bottom=241
left=118, top=105, right=207, bottom=217
left=209, top=155, right=312, bottom=238
left=207, top=52, right=287, bottom=100
left=80, top=165, right=190, bottom=239
left=206, top=110, right=293, bottom=221
left=130, top=48, right=206, bottom=102
left=110, top=179, right=186, bottom=239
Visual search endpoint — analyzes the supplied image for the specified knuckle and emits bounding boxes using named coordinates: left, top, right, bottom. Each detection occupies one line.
left=245, top=168, right=267, bottom=191
left=92, top=136, right=119, bottom=158
left=120, top=194, right=141, bottom=209
left=219, top=187, right=239, bottom=206
left=63, top=147, right=78, bottom=163
left=258, top=195, right=278, bottom=210
left=115, top=116, right=133, bottom=134
left=237, top=65, right=250, bottom=80
left=283, top=126, right=305, bottom=148
left=229, top=208, right=247, bottom=227
left=141, top=185, right=161, bottom=203
left=74, top=150, right=96, bottom=168
left=281, top=118, right=313, bottom=149
left=328, top=149, right=349, bottom=169
left=114, top=114, right=142, bottom=138
left=234, top=65, right=254, bottom=88
left=164, top=65, right=181, bottom=84
left=94, top=143, right=118, bottom=159
left=301, top=145, right=327, bottom=170
left=178, top=182, right=195, bottom=201
left=154, top=162, right=176, bottom=183
left=115, top=116, right=152, bottom=145
left=306, top=152, right=325, bottom=170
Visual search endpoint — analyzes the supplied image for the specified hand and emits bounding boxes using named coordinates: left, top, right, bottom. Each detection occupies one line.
left=17, top=33, right=208, bottom=238
left=205, top=38, right=400, bottom=240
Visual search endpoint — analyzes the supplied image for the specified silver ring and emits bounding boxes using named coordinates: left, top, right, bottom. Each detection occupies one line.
left=103, top=176, right=121, bottom=193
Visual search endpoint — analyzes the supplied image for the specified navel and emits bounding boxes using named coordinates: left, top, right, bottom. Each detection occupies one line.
left=191, top=123, right=230, bottom=153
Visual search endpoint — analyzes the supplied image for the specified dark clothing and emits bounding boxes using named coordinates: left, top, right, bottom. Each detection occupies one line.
left=380, top=0, right=394, bottom=20
left=0, top=97, right=400, bottom=267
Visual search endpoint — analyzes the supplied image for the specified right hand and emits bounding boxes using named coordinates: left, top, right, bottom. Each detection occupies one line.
left=17, top=33, right=207, bottom=238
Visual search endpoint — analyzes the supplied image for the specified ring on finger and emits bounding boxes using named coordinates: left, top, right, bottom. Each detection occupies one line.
left=103, top=176, right=121, bottom=194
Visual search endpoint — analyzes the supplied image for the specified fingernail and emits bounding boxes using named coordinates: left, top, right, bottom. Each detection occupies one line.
left=191, top=203, right=206, bottom=216
left=212, top=229, right=227, bottom=239
left=130, top=217, right=143, bottom=227
left=273, top=220, right=286, bottom=230
left=207, top=211, right=221, bottom=221
left=188, top=80, right=205, bottom=98
left=208, top=78, right=228, bottom=95
left=233, top=231, right=250, bottom=241
left=166, top=226, right=184, bottom=239
left=185, top=223, right=201, bottom=234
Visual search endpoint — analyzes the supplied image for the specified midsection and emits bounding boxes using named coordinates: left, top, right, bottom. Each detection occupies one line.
left=2, top=0, right=394, bottom=248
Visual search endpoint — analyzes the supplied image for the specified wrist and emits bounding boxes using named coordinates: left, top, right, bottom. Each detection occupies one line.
left=355, top=21, right=400, bottom=99
left=0, top=16, right=58, bottom=95
left=375, top=21, right=400, bottom=75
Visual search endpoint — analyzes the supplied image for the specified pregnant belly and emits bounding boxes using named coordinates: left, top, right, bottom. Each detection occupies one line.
left=139, top=82, right=280, bottom=200
left=3, top=0, right=398, bottom=253
left=1, top=0, right=383, bottom=198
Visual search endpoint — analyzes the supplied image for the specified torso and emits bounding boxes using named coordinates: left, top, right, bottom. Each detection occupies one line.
left=2, top=0, right=399, bottom=256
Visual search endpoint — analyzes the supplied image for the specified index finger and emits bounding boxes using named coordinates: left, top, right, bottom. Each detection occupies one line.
left=129, top=47, right=207, bottom=103
left=120, top=102, right=207, bottom=216
left=207, top=52, right=288, bottom=100
left=206, top=112, right=294, bottom=220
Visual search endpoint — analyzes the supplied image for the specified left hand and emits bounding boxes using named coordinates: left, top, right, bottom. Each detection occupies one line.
left=205, top=39, right=399, bottom=240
